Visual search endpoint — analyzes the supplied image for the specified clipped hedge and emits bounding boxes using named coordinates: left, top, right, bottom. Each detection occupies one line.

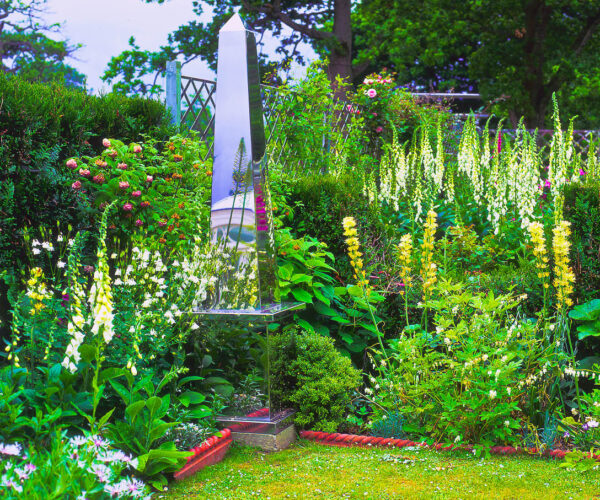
left=564, top=181, right=600, bottom=303
left=285, top=173, right=388, bottom=283
left=0, top=74, right=175, bottom=328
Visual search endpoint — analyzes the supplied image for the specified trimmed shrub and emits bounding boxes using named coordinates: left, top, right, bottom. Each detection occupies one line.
left=0, top=74, right=174, bottom=333
left=285, top=174, right=389, bottom=283
left=0, top=74, right=174, bottom=265
left=269, top=328, right=361, bottom=432
left=563, top=182, right=600, bottom=303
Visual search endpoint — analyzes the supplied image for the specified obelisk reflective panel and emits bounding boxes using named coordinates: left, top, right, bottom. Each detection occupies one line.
left=210, top=13, right=278, bottom=310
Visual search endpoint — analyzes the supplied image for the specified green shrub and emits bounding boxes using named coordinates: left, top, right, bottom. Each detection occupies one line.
left=563, top=181, right=600, bottom=303
left=0, top=74, right=174, bottom=334
left=269, top=328, right=361, bottom=432
left=285, top=173, right=388, bottom=282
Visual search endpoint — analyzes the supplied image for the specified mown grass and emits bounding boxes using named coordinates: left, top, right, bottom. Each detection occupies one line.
left=164, top=439, right=600, bottom=499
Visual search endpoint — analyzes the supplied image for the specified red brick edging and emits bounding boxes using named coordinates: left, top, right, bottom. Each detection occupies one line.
left=299, top=430, right=593, bottom=461
left=174, top=408, right=270, bottom=480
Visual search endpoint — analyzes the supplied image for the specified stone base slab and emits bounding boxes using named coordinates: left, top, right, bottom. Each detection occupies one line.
left=231, top=424, right=296, bottom=452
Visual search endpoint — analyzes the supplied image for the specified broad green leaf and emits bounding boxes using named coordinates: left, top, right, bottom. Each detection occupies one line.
left=347, top=285, right=364, bottom=298
left=291, top=288, right=313, bottom=303
left=146, top=396, right=162, bottom=415
left=296, top=318, right=315, bottom=332
left=577, top=321, right=600, bottom=339
left=99, top=367, right=125, bottom=385
left=125, top=400, right=146, bottom=422
left=179, top=391, right=206, bottom=407
left=313, top=302, right=337, bottom=317
left=569, top=300, right=600, bottom=321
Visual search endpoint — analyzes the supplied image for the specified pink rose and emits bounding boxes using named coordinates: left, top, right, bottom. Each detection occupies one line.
left=544, top=179, right=551, bottom=188
left=92, top=174, right=105, bottom=184
left=364, top=78, right=373, bottom=85
left=134, top=219, right=143, bottom=227
left=158, top=219, right=168, bottom=227
left=79, top=169, right=91, bottom=177
left=102, top=138, right=111, bottom=148
left=375, top=126, right=383, bottom=133
left=119, top=181, right=130, bottom=190
left=117, top=163, right=128, bottom=170
left=132, top=190, right=141, bottom=198
left=580, top=169, right=586, bottom=176
left=372, top=112, right=378, bottom=117
left=140, top=201, right=151, bottom=208
left=71, top=180, right=82, bottom=190
left=66, top=159, right=78, bottom=170
left=107, top=149, right=117, bottom=158
left=146, top=175, right=153, bottom=183
left=122, top=202, right=133, bottom=212
left=133, top=145, right=142, bottom=154
left=366, top=88, right=377, bottom=98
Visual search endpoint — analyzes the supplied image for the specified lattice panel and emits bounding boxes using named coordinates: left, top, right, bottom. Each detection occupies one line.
left=180, top=76, right=217, bottom=161
left=179, top=76, right=360, bottom=168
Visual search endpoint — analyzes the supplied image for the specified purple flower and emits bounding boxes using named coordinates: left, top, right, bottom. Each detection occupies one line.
left=563, top=431, right=570, bottom=438
left=91, top=435, right=110, bottom=448
left=69, top=435, right=88, bottom=447
left=0, top=443, right=22, bottom=456
left=0, top=478, right=23, bottom=493
left=582, top=423, right=589, bottom=432
left=91, top=463, right=111, bottom=483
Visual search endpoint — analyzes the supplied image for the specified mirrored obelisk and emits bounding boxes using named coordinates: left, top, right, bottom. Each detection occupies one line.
left=209, top=13, right=278, bottom=312
left=194, top=14, right=303, bottom=450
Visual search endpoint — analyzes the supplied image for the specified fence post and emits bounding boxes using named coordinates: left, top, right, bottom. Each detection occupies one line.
left=165, top=60, right=182, bottom=129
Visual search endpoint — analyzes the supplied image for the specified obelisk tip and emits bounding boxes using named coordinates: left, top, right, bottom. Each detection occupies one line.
left=220, top=13, right=246, bottom=33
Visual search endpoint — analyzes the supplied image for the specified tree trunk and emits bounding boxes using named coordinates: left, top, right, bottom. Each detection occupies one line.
left=327, top=0, right=353, bottom=94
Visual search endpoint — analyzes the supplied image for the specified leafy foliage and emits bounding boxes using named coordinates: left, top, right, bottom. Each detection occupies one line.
left=269, top=328, right=361, bottom=432
left=0, top=0, right=85, bottom=87
left=353, top=0, right=600, bottom=127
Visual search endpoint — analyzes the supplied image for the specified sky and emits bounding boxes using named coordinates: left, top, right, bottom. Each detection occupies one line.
left=44, top=0, right=313, bottom=95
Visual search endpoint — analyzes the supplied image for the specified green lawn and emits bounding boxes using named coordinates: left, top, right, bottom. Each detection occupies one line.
left=165, top=440, right=600, bottom=499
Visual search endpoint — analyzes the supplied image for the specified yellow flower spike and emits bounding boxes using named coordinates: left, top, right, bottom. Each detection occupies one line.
left=420, top=210, right=438, bottom=302
left=341, top=217, right=370, bottom=293
left=397, top=234, right=413, bottom=296
left=552, top=220, right=575, bottom=313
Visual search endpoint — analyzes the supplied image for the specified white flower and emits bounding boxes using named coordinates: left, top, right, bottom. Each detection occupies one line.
left=454, top=435, right=461, bottom=443
left=32, top=248, right=41, bottom=255
left=482, top=354, right=489, bottom=362
left=507, top=387, right=511, bottom=395
left=57, top=261, right=66, bottom=268
left=57, top=235, right=64, bottom=242
left=588, top=420, right=599, bottom=428
left=489, top=390, right=497, bottom=399
left=504, top=420, right=510, bottom=427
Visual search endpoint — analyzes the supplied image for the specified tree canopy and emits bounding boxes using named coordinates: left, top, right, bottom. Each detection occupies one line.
left=103, top=0, right=600, bottom=128
left=102, top=1, right=356, bottom=96
left=0, top=0, right=84, bottom=87
left=353, top=0, right=600, bottom=128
